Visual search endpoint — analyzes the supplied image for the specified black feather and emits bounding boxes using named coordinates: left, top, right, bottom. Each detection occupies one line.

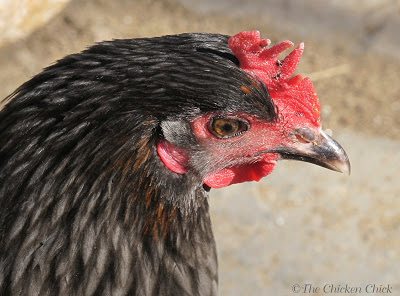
left=0, top=33, right=276, bottom=295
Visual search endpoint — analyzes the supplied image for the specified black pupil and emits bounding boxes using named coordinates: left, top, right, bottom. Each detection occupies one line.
left=222, top=123, right=233, bottom=132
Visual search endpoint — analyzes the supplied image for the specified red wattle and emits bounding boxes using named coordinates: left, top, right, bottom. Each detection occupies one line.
left=203, top=154, right=278, bottom=189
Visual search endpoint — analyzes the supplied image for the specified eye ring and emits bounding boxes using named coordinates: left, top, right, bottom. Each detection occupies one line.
left=209, top=116, right=249, bottom=139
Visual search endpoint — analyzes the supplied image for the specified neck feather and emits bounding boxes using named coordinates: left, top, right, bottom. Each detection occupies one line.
left=0, top=115, right=217, bottom=295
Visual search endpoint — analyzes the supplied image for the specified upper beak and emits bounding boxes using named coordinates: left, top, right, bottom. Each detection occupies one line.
left=275, top=128, right=351, bottom=174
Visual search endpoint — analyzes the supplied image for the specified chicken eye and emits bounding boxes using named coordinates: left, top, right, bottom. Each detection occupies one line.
left=210, top=117, right=249, bottom=138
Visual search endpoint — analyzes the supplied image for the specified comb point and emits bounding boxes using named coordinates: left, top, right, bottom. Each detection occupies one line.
left=281, top=43, right=304, bottom=78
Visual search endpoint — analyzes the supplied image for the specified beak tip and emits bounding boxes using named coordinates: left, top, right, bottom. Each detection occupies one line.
left=342, top=161, right=351, bottom=176
left=339, top=162, right=351, bottom=175
left=320, top=130, right=351, bottom=176
left=330, top=153, right=351, bottom=175
left=344, top=164, right=351, bottom=176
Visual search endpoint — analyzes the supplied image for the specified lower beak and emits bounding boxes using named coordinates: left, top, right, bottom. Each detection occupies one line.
left=276, top=128, right=351, bottom=174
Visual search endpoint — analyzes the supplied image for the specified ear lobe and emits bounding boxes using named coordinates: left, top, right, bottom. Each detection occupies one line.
left=157, top=140, right=188, bottom=174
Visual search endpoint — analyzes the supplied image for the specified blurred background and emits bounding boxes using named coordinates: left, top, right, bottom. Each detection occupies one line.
left=1, top=0, right=399, bottom=294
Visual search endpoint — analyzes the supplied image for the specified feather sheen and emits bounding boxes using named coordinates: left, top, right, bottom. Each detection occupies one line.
left=0, top=33, right=277, bottom=295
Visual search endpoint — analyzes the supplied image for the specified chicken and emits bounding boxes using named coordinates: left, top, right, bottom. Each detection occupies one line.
left=0, top=31, right=350, bottom=296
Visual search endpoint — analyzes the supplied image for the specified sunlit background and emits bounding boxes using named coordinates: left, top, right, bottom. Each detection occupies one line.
left=1, top=0, right=399, bottom=294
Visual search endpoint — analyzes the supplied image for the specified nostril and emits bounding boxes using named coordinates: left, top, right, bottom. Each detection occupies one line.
left=295, top=133, right=311, bottom=143
left=295, top=128, right=315, bottom=143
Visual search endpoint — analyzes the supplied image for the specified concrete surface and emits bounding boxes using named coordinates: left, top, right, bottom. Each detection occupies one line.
left=179, top=0, right=400, bottom=60
left=0, top=0, right=69, bottom=46
left=0, top=0, right=399, bottom=295
left=211, top=130, right=400, bottom=295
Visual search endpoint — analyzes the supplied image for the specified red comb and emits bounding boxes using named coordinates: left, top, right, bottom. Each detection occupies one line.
left=229, top=31, right=321, bottom=126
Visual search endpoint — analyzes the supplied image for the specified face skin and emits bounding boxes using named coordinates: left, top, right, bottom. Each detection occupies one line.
left=157, top=31, right=350, bottom=189
left=190, top=112, right=281, bottom=188
left=158, top=103, right=349, bottom=189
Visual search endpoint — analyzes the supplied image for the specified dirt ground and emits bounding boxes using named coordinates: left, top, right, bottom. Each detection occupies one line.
left=1, top=0, right=399, bottom=295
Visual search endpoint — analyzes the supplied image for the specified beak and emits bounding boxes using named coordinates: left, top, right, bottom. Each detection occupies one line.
left=275, top=128, right=351, bottom=174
